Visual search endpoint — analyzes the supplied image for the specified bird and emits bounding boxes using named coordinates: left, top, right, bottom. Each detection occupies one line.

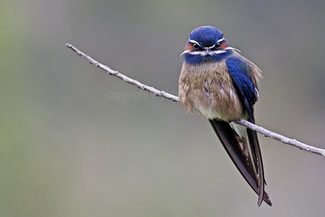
left=178, top=26, right=272, bottom=206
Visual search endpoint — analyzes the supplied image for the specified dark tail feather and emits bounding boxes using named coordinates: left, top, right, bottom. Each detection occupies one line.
left=247, top=128, right=266, bottom=206
left=209, top=119, right=272, bottom=206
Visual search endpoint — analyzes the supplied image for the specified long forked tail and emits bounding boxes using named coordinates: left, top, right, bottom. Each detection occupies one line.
left=209, top=119, right=272, bottom=206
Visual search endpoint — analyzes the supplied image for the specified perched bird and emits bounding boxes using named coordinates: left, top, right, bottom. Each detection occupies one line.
left=178, top=26, right=271, bottom=206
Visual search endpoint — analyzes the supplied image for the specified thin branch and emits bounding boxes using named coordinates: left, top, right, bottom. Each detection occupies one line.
left=66, top=43, right=325, bottom=157
left=66, top=43, right=178, bottom=102
left=236, top=119, right=325, bottom=156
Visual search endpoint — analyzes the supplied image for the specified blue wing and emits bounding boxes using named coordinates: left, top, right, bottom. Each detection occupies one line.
left=226, top=56, right=259, bottom=121
left=226, top=55, right=268, bottom=206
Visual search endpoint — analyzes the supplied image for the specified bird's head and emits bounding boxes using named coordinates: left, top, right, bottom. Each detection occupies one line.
left=181, top=26, right=238, bottom=64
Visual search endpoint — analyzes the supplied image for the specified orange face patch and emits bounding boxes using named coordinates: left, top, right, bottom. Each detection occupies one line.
left=185, top=43, right=193, bottom=51
left=220, top=41, right=228, bottom=49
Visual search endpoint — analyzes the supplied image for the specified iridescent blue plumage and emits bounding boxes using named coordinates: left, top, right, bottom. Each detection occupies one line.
left=189, top=26, right=224, bottom=48
left=226, top=56, right=259, bottom=121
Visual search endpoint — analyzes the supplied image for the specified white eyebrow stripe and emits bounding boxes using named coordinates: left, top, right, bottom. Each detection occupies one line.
left=217, top=37, right=225, bottom=43
left=207, top=44, right=216, bottom=49
left=189, top=39, right=201, bottom=47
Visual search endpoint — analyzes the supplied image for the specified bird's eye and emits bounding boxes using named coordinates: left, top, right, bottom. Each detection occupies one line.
left=212, top=43, right=220, bottom=50
left=192, top=43, right=200, bottom=49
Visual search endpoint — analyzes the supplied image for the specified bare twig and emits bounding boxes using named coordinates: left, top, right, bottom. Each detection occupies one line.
left=236, top=119, right=325, bottom=156
left=66, top=43, right=325, bottom=157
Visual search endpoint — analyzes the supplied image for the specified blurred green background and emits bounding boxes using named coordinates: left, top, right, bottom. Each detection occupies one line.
left=1, top=0, right=325, bottom=216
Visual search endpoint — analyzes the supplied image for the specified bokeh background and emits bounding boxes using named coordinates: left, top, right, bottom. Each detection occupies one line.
left=1, top=0, right=325, bottom=216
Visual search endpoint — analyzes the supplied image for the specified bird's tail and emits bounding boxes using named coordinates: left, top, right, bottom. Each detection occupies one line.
left=209, top=119, right=272, bottom=206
